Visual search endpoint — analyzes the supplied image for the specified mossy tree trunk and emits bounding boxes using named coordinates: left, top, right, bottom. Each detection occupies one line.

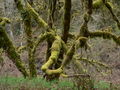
left=0, top=23, right=29, bottom=77
left=24, top=12, right=37, bottom=77
left=14, top=0, right=37, bottom=77
left=0, top=0, right=119, bottom=86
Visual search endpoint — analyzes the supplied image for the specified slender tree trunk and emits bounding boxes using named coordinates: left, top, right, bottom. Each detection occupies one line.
left=24, top=13, right=37, bottom=77
left=62, top=0, right=71, bottom=43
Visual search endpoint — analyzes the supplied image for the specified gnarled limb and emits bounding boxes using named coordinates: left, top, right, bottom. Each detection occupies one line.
left=41, top=36, right=62, bottom=72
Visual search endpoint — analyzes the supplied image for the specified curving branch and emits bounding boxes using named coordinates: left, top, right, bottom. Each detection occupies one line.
left=41, top=36, right=62, bottom=72
left=41, top=37, right=88, bottom=75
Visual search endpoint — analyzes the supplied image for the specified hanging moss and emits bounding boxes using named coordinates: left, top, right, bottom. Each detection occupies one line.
left=0, top=25, right=29, bottom=77
left=41, top=36, right=62, bottom=72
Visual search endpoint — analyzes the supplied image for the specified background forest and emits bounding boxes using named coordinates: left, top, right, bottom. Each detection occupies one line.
left=0, top=0, right=120, bottom=90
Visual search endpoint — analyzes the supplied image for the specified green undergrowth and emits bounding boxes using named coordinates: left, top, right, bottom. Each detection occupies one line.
left=0, top=76, right=75, bottom=90
left=0, top=76, right=120, bottom=90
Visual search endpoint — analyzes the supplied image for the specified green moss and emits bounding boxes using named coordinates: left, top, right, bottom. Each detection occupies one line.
left=45, top=68, right=63, bottom=75
left=0, top=17, right=10, bottom=26
left=26, top=2, right=48, bottom=29
left=41, top=36, right=62, bottom=72
left=93, top=0, right=103, bottom=9
left=24, top=10, right=37, bottom=77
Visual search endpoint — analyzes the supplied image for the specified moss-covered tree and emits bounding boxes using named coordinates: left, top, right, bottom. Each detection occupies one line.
left=0, top=0, right=120, bottom=89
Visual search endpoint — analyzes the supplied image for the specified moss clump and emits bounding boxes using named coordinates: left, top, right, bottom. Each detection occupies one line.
left=41, top=36, right=62, bottom=72
left=93, top=0, right=103, bottom=9
left=45, top=68, right=63, bottom=75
